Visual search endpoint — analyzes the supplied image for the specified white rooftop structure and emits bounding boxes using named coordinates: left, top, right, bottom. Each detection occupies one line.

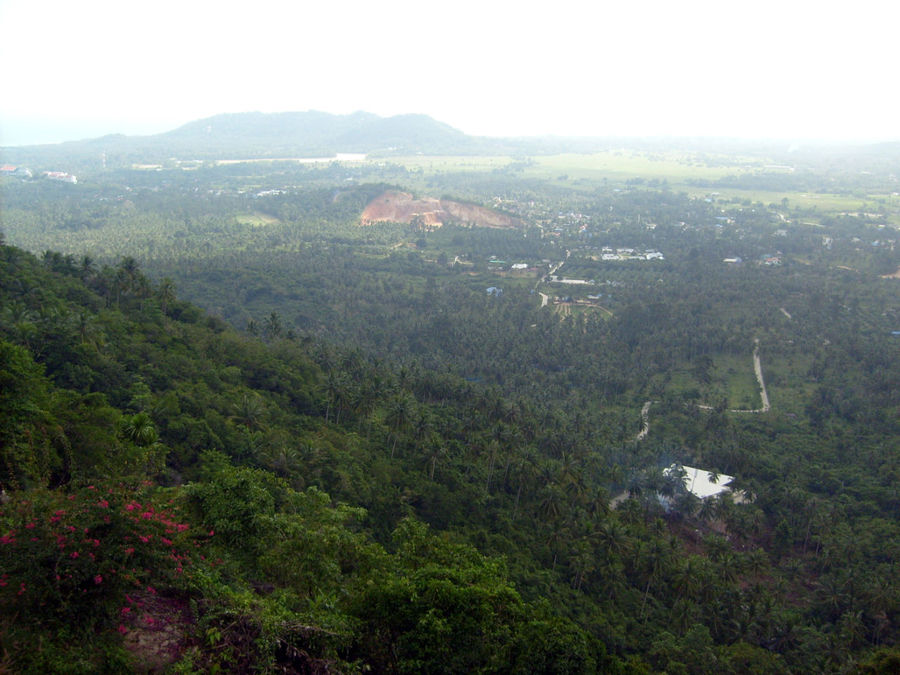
left=666, top=464, right=734, bottom=500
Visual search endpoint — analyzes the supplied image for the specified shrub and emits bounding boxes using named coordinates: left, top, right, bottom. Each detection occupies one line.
left=0, top=481, right=202, bottom=629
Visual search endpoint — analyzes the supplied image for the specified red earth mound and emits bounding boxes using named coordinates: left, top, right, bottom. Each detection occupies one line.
left=361, top=190, right=520, bottom=229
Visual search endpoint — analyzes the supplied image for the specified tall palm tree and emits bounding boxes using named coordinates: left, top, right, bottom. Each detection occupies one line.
left=157, top=278, right=176, bottom=316
left=263, top=311, right=282, bottom=340
left=424, top=436, right=446, bottom=481
left=79, top=254, right=95, bottom=281
left=384, top=393, right=413, bottom=459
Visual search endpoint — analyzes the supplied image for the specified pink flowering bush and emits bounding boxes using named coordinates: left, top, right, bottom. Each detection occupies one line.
left=0, top=481, right=202, bottom=625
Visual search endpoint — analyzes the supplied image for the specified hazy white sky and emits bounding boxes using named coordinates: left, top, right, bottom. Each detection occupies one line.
left=1, top=0, right=898, bottom=145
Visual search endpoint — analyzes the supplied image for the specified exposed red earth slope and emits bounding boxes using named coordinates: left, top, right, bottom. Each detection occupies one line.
left=361, top=190, right=520, bottom=228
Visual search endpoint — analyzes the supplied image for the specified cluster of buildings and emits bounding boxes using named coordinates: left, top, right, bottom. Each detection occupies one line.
left=42, top=171, right=78, bottom=184
left=0, top=165, right=76, bottom=183
left=0, top=165, right=32, bottom=178
left=598, top=247, right=665, bottom=261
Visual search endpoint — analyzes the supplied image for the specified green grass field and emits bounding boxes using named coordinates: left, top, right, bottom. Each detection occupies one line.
left=710, top=354, right=763, bottom=410
left=234, top=212, right=281, bottom=227
left=525, top=152, right=755, bottom=183
left=383, top=152, right=899, bottom=225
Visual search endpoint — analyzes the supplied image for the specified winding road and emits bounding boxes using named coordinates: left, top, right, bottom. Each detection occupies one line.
left=737, top=338, right=770, bottom=413
left=636, top=340, right=770, bottom=441
left=635, top=401, right=654, bottom=441
left=534, top=251, right=570, bottom=294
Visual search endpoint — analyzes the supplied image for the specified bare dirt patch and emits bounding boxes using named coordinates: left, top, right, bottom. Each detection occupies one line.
left=361, top=190, right=520, bottom=229
left=120, top=591, right=192, bottom=673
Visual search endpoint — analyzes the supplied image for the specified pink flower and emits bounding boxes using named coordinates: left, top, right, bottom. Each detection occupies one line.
left=25, top=522, right=36, bottom=529
left=117, top=624, right=128, bottom=634
left=121, top=606, right=131, bottom=615
left=139, top=535, right=150, bottom=543
left=97, top=500, right=109, bottom=508
left=125, top=547, right=135, bottom=555
left=70, top=551, right=79, bottom=559
left=94, top=575, right=103, bottom=585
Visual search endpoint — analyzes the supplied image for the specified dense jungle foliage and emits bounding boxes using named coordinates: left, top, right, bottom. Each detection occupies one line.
left=1, top=142, right=899, bottom=673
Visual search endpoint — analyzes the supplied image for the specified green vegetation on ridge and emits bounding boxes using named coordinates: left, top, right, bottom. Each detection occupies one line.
left=1, top=134, right=899, bottom=672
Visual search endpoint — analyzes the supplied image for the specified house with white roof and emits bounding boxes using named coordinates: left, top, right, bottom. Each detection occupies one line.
left=667, top=464, right=734, bottom=500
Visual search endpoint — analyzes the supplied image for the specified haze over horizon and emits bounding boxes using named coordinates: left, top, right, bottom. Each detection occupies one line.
left=2, top=0, right=898, bottom=147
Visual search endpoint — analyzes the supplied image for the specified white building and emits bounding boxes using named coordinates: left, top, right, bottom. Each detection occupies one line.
left=665, top=464, right=734, bottom=499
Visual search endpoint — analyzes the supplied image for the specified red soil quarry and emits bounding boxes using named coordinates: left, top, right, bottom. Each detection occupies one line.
left=360, top=190, right=520, bottom=229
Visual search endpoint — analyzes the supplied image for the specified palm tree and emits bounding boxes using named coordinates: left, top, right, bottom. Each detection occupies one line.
left=232, top=394, right=266, bottom=431
left=698, top=496, right=719, bottom=523
left=639, top=539, right=671, bottom=619
left=510, top=447, right=540, bottom=520
left=597, top=519, right=629, bottom=560
left=672, top=556, right=701, bottom=600
left=570, top=541, right=595, bottom=591
left=121, top=412, right=157, bottom=447
left=79, top=254, right=95, bottom=281
left=538, top=483, right=564, bottom=524
left=323, top=372, right=349, bottom=424
left=157, top=278, right=176, bottom=316
left=424, top=436, right=446, bottom=481
left=384, top=393, right=413, bottom=459
left=263, top=311, right=282, bottom=340
left=675, top=491, right=701, bottom=520
left=484, top=439, right=500, bottom=493
left=115, top=256, right=140, bottom=305
left=258, top=444, right=301, bottom=479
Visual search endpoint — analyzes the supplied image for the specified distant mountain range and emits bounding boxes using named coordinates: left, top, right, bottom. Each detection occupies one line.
left=160, top=111, right=474, bottom=156
left=2, top=110, right=898, bottom=172
left=1, top=111, right=532, bottom=169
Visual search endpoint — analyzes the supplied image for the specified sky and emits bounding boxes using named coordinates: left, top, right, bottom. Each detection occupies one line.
left=1, top=0, right=898, bottom=146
